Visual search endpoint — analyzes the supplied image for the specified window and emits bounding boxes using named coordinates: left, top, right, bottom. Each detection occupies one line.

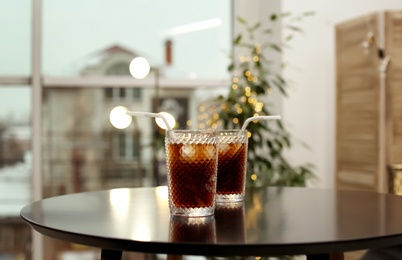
left=119, top=88, right=126, bottom=99
left=133, top=88, right=142, bottom=99
left=0, top=1, right=31, bottom=76
left=0, top=0, right=231, bottom=259
left=43, top=0, right=231, bottom=79
left=104, top=87, right=113, bottom=99
left=118, top=132, right=126, bottom=157
left=0, top=86, right=32, bottom=259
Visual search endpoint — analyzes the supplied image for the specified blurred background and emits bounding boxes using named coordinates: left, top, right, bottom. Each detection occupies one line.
left=1, top=0, right=402, bottom=259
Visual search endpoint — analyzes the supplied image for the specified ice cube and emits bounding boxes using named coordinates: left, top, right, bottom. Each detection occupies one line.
left=218, top=143, right=230, bottom=154
left=203, top=144, right=216, bottom=159
left=180, top=144, right=196, bottom=163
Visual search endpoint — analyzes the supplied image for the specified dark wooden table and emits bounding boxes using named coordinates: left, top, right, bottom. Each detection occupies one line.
left=20, top=186, right=402, bottom=260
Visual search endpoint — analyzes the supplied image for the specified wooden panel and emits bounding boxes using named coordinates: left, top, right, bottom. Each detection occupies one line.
left=335, top=13, right=381, bottom=192
left=385, top=11, right=402, bottom=165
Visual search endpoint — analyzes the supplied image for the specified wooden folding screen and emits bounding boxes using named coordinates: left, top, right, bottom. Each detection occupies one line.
left=336, top=11, right=402, bottom=193
left=385, top=11, right=402, bottom=165
left=336, top=13, right=381, bottom=192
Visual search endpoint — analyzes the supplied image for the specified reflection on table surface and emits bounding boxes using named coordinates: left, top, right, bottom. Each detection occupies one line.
left=21, top=186, right=402, bottom=257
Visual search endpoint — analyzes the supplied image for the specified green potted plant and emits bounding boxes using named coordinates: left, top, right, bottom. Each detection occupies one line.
left=207, top=12, right=315, bottom=188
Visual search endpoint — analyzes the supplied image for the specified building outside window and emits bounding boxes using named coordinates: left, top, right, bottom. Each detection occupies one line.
left=0, top=0, right=231, bottom=259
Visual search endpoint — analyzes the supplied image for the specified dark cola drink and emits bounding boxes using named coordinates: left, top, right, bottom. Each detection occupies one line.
left=165, top=130, right=218, bottom=217
left=216, top=130, right=248, bottom=202
left=169, top=216, right=216, bottom=243
left=215, top=202, right=246, bottom=243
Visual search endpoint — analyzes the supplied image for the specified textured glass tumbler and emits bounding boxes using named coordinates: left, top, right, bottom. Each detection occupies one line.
left=216, top=130, right=248, bottom=202
left=165, top=130, right=218, bottom=217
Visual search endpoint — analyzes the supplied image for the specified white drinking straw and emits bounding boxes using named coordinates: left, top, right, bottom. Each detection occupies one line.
left=240, top=115, right=281, bottom=131
left=126, top=111, right=173, bottom=131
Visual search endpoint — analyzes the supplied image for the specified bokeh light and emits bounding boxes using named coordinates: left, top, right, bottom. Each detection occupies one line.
left=155, top=112, right=176, bottom=130
left=109, top=106, right=132, bottom=129
left=129, top=57, right=150, bottom=79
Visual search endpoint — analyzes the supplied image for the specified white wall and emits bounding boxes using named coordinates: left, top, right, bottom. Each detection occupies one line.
left=281, top=0, right=402, bottom=188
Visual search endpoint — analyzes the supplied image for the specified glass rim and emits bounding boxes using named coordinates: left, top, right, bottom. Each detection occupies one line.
left=217, top=129, right=248, bottom=132
left=166, top=129, right=216, bottom=133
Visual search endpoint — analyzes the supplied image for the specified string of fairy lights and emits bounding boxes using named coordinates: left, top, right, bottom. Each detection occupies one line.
left=197, top=44, right=269, bottom=132
left=195, top=43, right=275, bottom=184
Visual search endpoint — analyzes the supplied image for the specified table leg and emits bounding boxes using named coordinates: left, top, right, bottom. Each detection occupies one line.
left=100, top=249, right=122, bottom=260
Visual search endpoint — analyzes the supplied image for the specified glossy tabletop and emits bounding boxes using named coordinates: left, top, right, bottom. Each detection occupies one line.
left=20, top=187, right=402, bottom=257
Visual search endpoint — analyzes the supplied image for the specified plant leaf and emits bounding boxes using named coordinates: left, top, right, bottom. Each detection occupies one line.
left=272, top=79, right=288, bottom=96
left=269, top=43, right=282, bottom=53
left=250, top=22, right=261, bottom=31
left=275, top=74, right=286, bottom=85
left=234, top=34, right=242, bottom=44
left=237, top=16, right=247, bottom=25
left=285, top=34, right=294, bottom=41
left=286, top=25, right=303, bottom=33
left=302, top=11, right=315, bottom=17
left=264, top=29, right=273, bottom=34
